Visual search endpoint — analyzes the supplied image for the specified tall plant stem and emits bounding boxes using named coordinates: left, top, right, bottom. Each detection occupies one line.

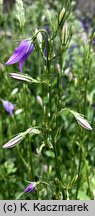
left=46, top=38, right=66, bottom=199
left=76, top=144, right=82, bottom=199
left=83, top=41, right=92, bottom=115
left=29, top=141, right=34, bottom=179
left=29, top=138, right=38, bottom=199
left=46, top=39, right=62, bottom=187
left=17, top=147, right=29, bottom=170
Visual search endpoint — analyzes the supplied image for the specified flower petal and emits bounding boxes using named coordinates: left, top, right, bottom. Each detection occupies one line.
left=19, top=44, right=34, bottom=72
left=6, top=39, right=31, bottom=65
left=24, top=182, right=36, bottom=193
left=2, top=100, right=15, bottom=115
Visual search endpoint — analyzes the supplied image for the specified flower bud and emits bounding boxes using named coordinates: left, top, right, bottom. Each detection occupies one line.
left=64, top=67, right=73, bottom=81
left=10, top=73, right=39, bottom=84
left=24, top=182, right=37, bottom=193
left=36, top=95, right=43, bottom=107
left=15, top=108, right=23, bottom=115
left=81, top=32, right=88, bottom=44
left=56, top=63, right=61, bottom=74
left=0, top=63, right=4, bottom=71
left=59, top=7, right=65, bottom=25
left=70, top=110, right=93, bottom=131
left=2, top=127, right=40, bottom=149
left=28, top=127, right=40, bottom=136
left=35, top=28, right=42, bottom=49
left=11, top=88, right=18, bottom=96
left=2, top=134, right=24, bottom=148
left=61, top=22, right=68, bottom=44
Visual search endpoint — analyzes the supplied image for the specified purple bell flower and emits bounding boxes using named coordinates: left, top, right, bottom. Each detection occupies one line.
left=6, top=39, right=34, bottom=72
left=2, top=100, right=15, bottom=115
left=24, top=182, right=37, bottom=193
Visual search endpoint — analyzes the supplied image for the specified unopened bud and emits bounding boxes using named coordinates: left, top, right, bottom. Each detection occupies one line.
left=11, top=88, right=18, bottom=96
left=64, top=67, right=73, bottom=81
left=32, top=120, right=36, bottom=127
left=61, top=22, right=68, bottom=44
left=59, top=7, right=66, bottom=25
left=2, top=133, right=24, bottom=148
left=15, top=108, right=23, bottom=115
left=36, top=95, right=43, bottom=107
left=81, top=32, right=88, bottom=44
left=35, top=29, right=42, bottom=49
left=74, top=77, right=78, bottom=86
left=56, top=63, right=61, bottom=73
left=24, top=182, right=37, bottom=193
left=0, top=63, right=4, bottom=71
left=70, top=110, right=92, bottom=131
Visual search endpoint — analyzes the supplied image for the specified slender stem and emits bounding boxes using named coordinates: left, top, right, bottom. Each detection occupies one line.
left=29, top=138, right=38, bottom=199
left=76, top=144, right=82, bottom=199
left=16, top=192, right=24, bottom=200
left=82, top=43, right=92, bottom=198
left=16, top=147, right=29, bottom=171
left=46, top=37, right=61, bottom=189
left=53, top=140, right=61, bottom=180
left=32, top=29, right=49, bottom=43
left=57, top=45, right=67, bottom=199
left=86, top=168, right=93, bottom=199
left=29, top=142, right=34, bottom=179
left=83, top=30, right=92, bottom=112
left=40, top=181, right=54, bottom=193
left=45, top=31, right=67, bottom=199
left=83, top=79, right=87, bottom=115
left=49, top=84, right=52, bottom=117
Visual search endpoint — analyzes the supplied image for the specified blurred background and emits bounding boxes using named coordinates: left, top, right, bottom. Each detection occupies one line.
left=2, top=0, right=95, bottom=15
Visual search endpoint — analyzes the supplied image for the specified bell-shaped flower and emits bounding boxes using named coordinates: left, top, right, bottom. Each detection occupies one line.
left=2, top=99, right=15, bottom=115
left=24, top=182, right=37, bottom=193
left=6, top=39, right=34, bottom=72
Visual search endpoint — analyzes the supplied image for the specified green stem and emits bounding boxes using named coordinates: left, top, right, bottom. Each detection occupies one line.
left=16, top=147, right=29, bottom=171
left=86, top=168, right=93, bottom=199
left=32, top=29, right=48, bottom=42
left=53, top=140, right=61, bottom=180
left=49, top=84, right=52, bottom=117
left=29, top=142, right=34, bottom=179
left=29, top=139, right=38, bottom=199
left=84, top=79, right=87, bottom=115
left=45, top=34, right=66, bottom=199
left=40, top=181, right=54, bottom=193
left=76, top=145, right=82, bottom=199
left=46, top=38, right=61, bottom=190
left=83, top=42, right=92, bottom=115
